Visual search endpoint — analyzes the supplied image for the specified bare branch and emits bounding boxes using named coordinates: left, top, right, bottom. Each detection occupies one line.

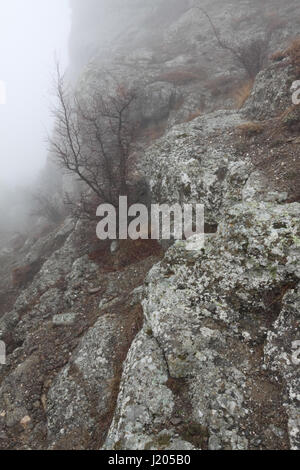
left=193, top=4, right=271, bottom=79
left=49, top=63, right=139, bottom=219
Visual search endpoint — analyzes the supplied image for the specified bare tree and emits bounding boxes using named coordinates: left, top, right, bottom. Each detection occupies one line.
left=49, top=64, right=138, bottom=218
left=194, top=4, right=272, bottom=79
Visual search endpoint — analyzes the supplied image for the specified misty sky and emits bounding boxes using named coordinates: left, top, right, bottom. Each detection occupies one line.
left=0, top=0, right=71, bottom=186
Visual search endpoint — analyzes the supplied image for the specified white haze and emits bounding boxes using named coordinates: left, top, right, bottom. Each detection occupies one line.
left=0, top=0, right=71, bottom=187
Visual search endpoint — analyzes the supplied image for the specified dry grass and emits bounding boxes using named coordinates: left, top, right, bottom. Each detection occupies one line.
left=156, top=69, right=205, bottom=86
left=184, top=108, right=202, bottom=122
left=279, top=104, right=300, bottom=130
left=267, top=104, right=300, bottom=138
left=271, top=37, right=300, bottom=75
left=237, top=121, right=265, bottom=137
left=89, top=238, right=163, bottom=272
left=11, top=262, right=41, bottom=288
left=270, top=50, right=286, bottom=62
left=233, top=80, right=254, bottom=109
left=235, top=113, right=300, bottom=203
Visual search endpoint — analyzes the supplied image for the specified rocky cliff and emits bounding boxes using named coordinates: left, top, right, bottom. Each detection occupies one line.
left=0, top=0, right=299, bottom=450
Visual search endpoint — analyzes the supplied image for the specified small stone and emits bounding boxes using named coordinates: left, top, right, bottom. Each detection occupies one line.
left=20, top=415, right=31, bottom=427
left=209, top=435, right=222, bottom=450
left=110, top=241, right=119, bottom=254
left=88, top=286, right=102, bottom=295
left=171, top=417, right=182, bottom=426
left=52, top=313, right=79, bottom=326
left=99, top=297, right=119, bottom=310
left=41, top=394, right=47, bottom=412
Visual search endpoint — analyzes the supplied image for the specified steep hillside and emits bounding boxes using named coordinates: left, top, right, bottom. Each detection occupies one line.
left=0, top=0, right=299, bottom=450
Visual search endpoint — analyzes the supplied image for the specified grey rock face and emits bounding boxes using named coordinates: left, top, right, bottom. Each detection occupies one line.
left=138, top=82, right=178, bottom=124
left=105, top=201, right=300, bottom=450
left=47, top=314, right=124, bottom=449
left=264, top=286, right=300, bottom=450
left=103, top=331, right=176, bottom=450
left=242, top=61, right=295, bottom=120
left=142, top=107, right=290, bottom=230
left=143, top=110, right=243, bottom=227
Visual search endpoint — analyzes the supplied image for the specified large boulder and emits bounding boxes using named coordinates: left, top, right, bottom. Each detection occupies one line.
left=104, top=201, right=300, bottom=450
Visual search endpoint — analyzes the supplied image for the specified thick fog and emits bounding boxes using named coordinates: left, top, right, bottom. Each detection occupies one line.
left=0, top=0, right=71, bottom=187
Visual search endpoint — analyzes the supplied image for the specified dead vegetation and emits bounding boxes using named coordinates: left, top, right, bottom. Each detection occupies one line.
left=233, top=79, right=254, bottom=109
left=234, top=109, right=300, bottom=203
left=50, top=64, right=139, bottom=220
left=184, top=108, right=202, bottom=122
left=237, top=121, right=265, bottom=137
left=89, top=238, right=163, bottom=272
left=11, top=261, right=42, bottom=289
left=271, top=36, right=300, bottom=76
left=139, top=121, right=167, bottom=144
left=279, top=104, right=300, bottom=130
left=156, top=68, right=206, bottom=86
